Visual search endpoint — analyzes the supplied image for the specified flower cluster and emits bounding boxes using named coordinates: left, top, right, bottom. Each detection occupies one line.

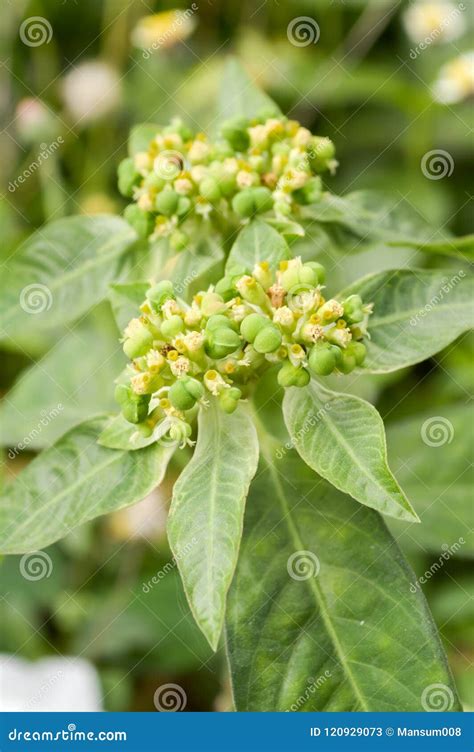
left=117, top=115, right=337, bottom=248
left=116, top=258, right=372, bottom=445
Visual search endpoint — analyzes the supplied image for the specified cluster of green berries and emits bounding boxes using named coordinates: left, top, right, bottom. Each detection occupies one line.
left=117, top=115, right=337, bottom=248
left=115, top=257, right=372, bottom=446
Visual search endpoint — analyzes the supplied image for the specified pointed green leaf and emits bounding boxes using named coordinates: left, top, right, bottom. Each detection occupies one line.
left=226, top=447, right=461, bottom=711
left=98, top=413, right=174, bottom=451
left=0, top=216, right=137, bottom=339
left=149, top=236, right=224, bottom=294
left=217, top=58, right=280, bottom=122
left=341, top=269, right=474, bottom=373
left=226, top=219, right=290, bottom=274
left=283, top=380, right=417, bottom=522
left=108, top=282, right=149, bottom=332
left=167, top=401, right=259, bottom=650
left=0, top=416, right=173, bottom=554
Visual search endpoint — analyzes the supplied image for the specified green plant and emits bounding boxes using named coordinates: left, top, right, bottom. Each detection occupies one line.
left=1, top=61, right=472, bottom=711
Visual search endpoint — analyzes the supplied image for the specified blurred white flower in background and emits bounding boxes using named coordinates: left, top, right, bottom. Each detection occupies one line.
left=433, top=51, right=474, bottom=102
left=403, top=1, right=466, bottom=44
left=0, top=655, right=103, bottom=711
left=131, top=9, right=198, bottom=54
left=15, top=98, right=56, bottom=143
left=61, top=61, right=121, bottom=125
left=107, top=487, right=169, bottom=542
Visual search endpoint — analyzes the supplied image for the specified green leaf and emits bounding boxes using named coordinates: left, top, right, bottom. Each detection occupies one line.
left=386, top=404, right=474, bottom=557
left=395, top=234, right=474, bottom=260
left=0, top=416, right=173, bottom=554
left=149, top=236, right=224, bottom=295
left=108, top=282, right=149, bottom=332
left=167, top=400, right=259, bottom=650
left=283, top=380, right=418, bottom=522
left=98, top=412, right=174, bottom=451
left=217, top=58, right=280, bottom=122
left=226, top=219, right=290, bottom=274
left=0, top=315, right=123, bottom=450
left=0, top=216, right=137, bottom=339
left=225, top=447, right=461, bottom=711
left=341, top=269, right=474, bottom=373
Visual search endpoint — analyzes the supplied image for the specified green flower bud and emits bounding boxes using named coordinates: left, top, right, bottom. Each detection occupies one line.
left=308, top=342, right=337, bottom=376
left=214, top=276, right=237, bottom=301
left=235, top=276, right=269, bottom=307
left=205, top=327, right=241, bottom=359
left=123, top=322, right=154, bottom=359
left=118, top=158, right=141, bottom=198
left=161, top=314, right=184, bottom=339
left=146, top=280, right=175, bottom=310
left=232, top=189, right=256, bottom=218
left=199, top=177, right=221, bottom=203
left=252, top=261, right=272, bottom=289
left=123, top=204, right=154, bottom=238
left=253, top=187, right=273, bottom=214
left=221, top=117, right=250, bottom=152
left=143, top=172, right=165, bottom=191
left=305, top=262, right=326, bottom=285
left=169, top=376, right=204, bottom=411
left=176, top=196, right=191, bottom=217
left=310, top=137, right=336, bottom=172
left=206, top=314, right=238, bottom=332
left=240, top=313, right=269, bottom=343
left=292, top=176, right=322, bottom=205
left=155, top=189, right=179, bottom=216
left=219, top=173, right=237, bottom=197
left=253, top=325, right=282, bottom=354
left=343, top=295, right=364, bottom=324
left=277, top=361, right=310, bottom=387
left=170, top=229, right=188, bottom=251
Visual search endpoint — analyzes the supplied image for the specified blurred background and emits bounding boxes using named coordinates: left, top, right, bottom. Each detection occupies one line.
left=0, top=0, right=472, bottom=711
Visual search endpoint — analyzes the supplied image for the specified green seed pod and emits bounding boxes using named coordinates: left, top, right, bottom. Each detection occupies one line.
left=170, top=229, right=188, bottom=251
left=199, top=177, right=221, bottom=203
left=293, top=176, right=322, bottom=205
left=310, top=137, right=336, bottom=172
left=206, top=314, right=238, bottom=332
left=169, top=377, right=204, bottom=411
left=308, top=342, right=337, bottom=376
left=221, top=117, right=250, bottom=152
left=155, top=189, right=179, bottom=216
left=346, top=341, right=366, bottom=366
left=123, top=323, right=154, bottom=359
left=232, top=189, right=256, bottom=218
left=143, top=172, right=165, bottom=191
left=343, top=294, right=364, bottom=324
left=115, top=385, right=151, bottom=424
left=219, top=173, right=237, bottom=197
left=277, top=361, right=310, bottom=388
left=253, top=325, right=282, bottom=354
left=118, top=158, right=141, bottom=197
left=305, top=261, right=326, bottom=285
left=337, top=351, right=357, bottom=374
left=123, top=204, right=154, bottom=238
left=219, top=386, right=242, bottom=414
left=252, top=187, right=273, bottom=214
left=176, top=196, right=191, bottom=217
left=279, top=266, right=301, bottom=292
left=205, top=327, right=241, bottom=359
left=161, top=315, right=184, bottom=339
left=240, top=313, right=269, bottom=343
left=146, top=280, right=175, bottom=310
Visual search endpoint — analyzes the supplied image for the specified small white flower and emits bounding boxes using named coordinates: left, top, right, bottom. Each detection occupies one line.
left=433, top=52, right=474, bottom=103
left=170, top=356, right=190, bottom=377
left=403, top=1, right=466, bottom=44
left=273, top=306, right=294, bottom=327
left=61, top=61, right=121, bottom=125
